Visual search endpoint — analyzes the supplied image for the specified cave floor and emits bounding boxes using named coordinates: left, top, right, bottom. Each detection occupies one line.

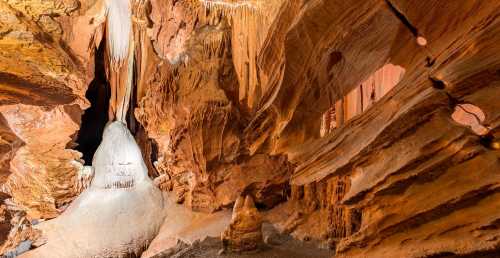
left=164, top=236, right=334, bottom=258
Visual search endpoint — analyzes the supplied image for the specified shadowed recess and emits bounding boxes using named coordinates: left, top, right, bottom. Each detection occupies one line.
left=75, top=43, right=110, bottom=165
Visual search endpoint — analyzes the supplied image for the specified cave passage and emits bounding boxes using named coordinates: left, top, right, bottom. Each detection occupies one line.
left=75, top=44, right=110, bottom=165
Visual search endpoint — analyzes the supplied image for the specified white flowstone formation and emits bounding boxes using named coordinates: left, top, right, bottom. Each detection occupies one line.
left=20, top=122, right=165, bottom=258
left=115, top=37, right=134, bottom=123
left=105, top=0, right=134, bottom=123
left=106, top=0, right=132, bottom=64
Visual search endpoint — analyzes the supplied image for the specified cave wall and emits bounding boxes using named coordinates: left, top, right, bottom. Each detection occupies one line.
left=0, top=0, right=99, bottom=220
left=281, top=1, right=500, bottom=256
left=136, top=0, right=292, bottom=212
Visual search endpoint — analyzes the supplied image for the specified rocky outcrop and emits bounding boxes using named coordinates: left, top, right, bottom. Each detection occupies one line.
left=0, top=1, right=85, bottom=107
left=0, top=105, right=82, bottom=219
left=0, top=0, right=101, bottom=219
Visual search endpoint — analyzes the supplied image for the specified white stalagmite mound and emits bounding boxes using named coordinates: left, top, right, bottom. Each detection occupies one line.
left=20, top=122, right=165, bottom=258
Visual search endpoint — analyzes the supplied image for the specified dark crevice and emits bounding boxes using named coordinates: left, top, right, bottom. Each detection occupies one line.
left=127, top=64, right=138, bottom=135
left=426, top=249, right=500, bottom=258
left=384, top=0, right=418, bottom=37
left=385, top=0, right=438, bottom=68
left=75, top=41, right=110, bottom=165
left=151, top=139, right=159, bottom=165
left=429, top=76, right=447, bottom=90
left=479, top=133, right=497, bottom=150
left=425, top=57, right=436, bottom=67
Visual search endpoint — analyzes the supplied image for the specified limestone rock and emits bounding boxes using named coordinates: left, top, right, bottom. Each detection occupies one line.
left=0, top=209, right=41, bottom=257
left=0, top=0, right=99, bottom=219
left=0, top=105, right=82, bottom=219
left=136, top=3, right=293, bottom=211
left=222, top=195, right=263, bottom=252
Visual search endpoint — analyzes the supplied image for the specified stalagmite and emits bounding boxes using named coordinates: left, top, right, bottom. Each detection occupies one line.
left=20, top=122, right=165, bottom=258
left=221, top=195, right=263, bottom=252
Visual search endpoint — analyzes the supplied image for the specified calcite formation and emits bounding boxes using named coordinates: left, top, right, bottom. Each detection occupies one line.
left=0, top=0, right=499, bottom=257
left=20, top=122, right=164, bottom=258
left=221, top=195, right=263, bottom=252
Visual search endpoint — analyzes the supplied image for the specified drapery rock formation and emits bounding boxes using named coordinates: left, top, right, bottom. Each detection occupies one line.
left=0, top=0, right=499, bottom=257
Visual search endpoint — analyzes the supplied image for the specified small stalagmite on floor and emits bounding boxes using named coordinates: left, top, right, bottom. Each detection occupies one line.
left=221, top=195, right=263, bottom=253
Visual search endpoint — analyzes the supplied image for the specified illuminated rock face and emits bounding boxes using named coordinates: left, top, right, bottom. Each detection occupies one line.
left=19, top=122, right=164, bottom=258
left=0, top=0, right=500, bottom=257
left=0, top=0, right=96, bottom=220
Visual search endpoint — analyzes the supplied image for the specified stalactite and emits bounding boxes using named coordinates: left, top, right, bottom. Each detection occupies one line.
left=200, top=27, right=229, bottom=57
left=115, top=38, right=135, bottom=123
left=105, top=0, right=132, bottom=65
left=104, top=0, right=134, bottom=123
left=197, top=0, right=283, bottom=110
left=200, top=0, right=260, bottom=18
left=74, top=163, right=94, bottom=193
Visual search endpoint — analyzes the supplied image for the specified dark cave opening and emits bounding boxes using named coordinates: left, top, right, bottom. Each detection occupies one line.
left=75, top=43, right=110, bottom=165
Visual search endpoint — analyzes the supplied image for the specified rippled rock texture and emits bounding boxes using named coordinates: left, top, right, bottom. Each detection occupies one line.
left=0, top=0, right=499, bottom=257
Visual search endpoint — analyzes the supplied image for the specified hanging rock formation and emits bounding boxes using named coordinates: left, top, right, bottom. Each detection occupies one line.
left=0, top=0, right=499, bottom=257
